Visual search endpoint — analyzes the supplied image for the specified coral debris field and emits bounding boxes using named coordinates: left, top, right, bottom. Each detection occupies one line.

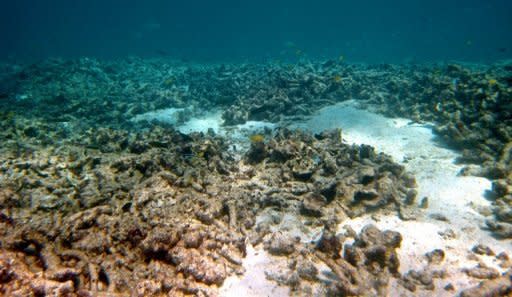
left=0, top=58, right=511, bottom=296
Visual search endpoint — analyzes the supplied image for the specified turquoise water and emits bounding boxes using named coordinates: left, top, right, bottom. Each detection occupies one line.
left=1, top=0, right=511, bottom=63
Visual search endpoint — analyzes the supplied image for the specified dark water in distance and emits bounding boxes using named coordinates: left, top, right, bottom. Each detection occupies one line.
left=1, top=0, right=511, bottom=63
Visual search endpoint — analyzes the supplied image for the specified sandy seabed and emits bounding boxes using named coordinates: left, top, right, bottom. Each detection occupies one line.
left=214, top=100, right=510, bottom=296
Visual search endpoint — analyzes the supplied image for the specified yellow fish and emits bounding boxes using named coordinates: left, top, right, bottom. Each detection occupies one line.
left=163, top=77, right=174, bottom=86
left=249, top=134, right=265, bottom=143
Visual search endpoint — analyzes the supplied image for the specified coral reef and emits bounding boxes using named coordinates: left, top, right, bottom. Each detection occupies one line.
left=0, top=120, right=416, bottom=295
left=0, top=57, right=511, bottom=295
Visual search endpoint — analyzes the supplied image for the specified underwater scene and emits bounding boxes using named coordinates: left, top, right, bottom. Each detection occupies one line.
left=0, top=1, right=512, bottom=296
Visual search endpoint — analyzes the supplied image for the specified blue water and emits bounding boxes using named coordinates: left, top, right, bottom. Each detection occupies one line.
left=1, top=0, right=511, bottom=63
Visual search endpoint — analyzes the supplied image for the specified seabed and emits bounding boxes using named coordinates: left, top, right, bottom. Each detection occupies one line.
left=0, top=58, right=511, bottom=296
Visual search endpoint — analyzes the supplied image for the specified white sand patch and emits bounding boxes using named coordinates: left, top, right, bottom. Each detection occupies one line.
left=177, top=111, right=223, bottom=134
left=293, top=100, right=496, bottom=221
left=131, top=107, right=184, bottom=124
left=139, top=102, right=510, bottom=296
left=292, top=100, right=510, bottom=295
left=219, top=245, right=290, bottom=297
left=131, top=109, right=276, bottom=147
left=221, top=120, right=277, bottom=146
left=223, top=100, right=509, bottom=296
left=177, top=113, right=277, bottom=152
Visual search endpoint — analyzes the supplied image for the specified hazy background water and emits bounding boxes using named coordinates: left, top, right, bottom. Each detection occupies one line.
left=1, top=0, right=511, bottom=63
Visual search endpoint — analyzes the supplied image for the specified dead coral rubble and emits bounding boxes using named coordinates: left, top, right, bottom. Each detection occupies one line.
left=2, top=57, right=510, bottom=295
left=243, top=129, right=417, bottom=220
left=220, top=62, right=512, bottom=237
left=0, top=125, right=417, bottom=296
left=370, top=64, right=512, bottom=238
left=0, top=127, right=243, bottom=296
left=263, top=224, right=403, bottom=296
left=2, top=58, right=511, bottom=236
left=459, top=270, right=512, bottom=297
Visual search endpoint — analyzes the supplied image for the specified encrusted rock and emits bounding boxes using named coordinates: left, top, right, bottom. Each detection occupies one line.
left=265, top=232, right=297, bottom=256
left=315, top=224, right=403, bottom=296
left=425, top=249, right=445, bottom=265
left=472, top=244, right=496, bottom=256
left=459, top=271, right=512, bottom=297
left=463, top=263, right=500, bottom=279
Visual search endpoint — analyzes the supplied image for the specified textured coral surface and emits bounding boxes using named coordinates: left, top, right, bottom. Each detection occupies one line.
left=0, top=58, right=511, bottom=296
left=0, top=125, right=418, bottom=296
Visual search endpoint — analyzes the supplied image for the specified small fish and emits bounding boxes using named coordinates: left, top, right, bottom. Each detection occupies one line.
left=312, top=154, right=322, bottom=165
left=498, top=47, right=507, bottom=53
left=465, top=40, right=473, bottom=46
left=249, top=134, right=265, bottom=143
left=156, top=49, right=171, bottom=56
left=452, top=78, right=459, bottom=91
left=163, top=77, right=174, bottom=86
left=434, top=102, right=442, bottom=112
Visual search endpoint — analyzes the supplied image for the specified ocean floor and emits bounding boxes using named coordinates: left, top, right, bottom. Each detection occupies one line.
left=132, top=109, right=277, bottom=153
left=161, top=100, right=509, bottom=296
left=1, top=59, right=511, bottom=296
left=294, top=100, right=509, bottom=295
